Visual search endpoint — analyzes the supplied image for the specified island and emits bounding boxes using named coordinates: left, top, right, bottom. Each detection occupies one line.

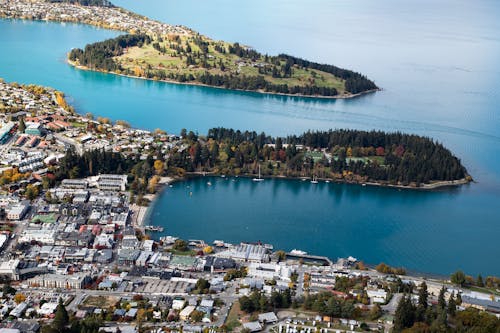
left=0, top=0, right=378, bottom=98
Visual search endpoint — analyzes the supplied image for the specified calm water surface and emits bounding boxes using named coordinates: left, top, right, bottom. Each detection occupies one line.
left=2, top=0, right=500, bottom=275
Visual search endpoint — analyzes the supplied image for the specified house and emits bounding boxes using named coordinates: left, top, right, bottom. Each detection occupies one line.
left=258, top=312, right=278, bottom=324
left=243, top=321, right=262, bottom=332
left=179, top=305, right=196, bottom=321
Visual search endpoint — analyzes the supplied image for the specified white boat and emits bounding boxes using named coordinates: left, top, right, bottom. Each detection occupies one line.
left=290, top=249, right=308, bottom=256
left=311, top=176, right=318, bottom=184
left=207, top=181, right=212, bottom=186
left=325, top=180, right=331, bottom=183
left=252, top=164, right=264, bottom=182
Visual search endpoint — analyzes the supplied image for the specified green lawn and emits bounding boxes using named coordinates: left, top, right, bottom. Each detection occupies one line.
left=114, top=34, right=347, bottom=94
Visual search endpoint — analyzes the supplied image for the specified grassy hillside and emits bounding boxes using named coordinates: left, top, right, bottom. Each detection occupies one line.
left=69, top=33, right=378, bottom=97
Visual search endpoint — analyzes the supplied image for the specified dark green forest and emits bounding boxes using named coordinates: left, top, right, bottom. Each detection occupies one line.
left=170, top=128, right=468, bottom=186
left=68, top=34, right=151, bottom=72
left=53, top=128, right=467, bottom=190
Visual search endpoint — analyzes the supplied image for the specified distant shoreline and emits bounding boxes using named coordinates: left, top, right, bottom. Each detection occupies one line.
left=67, top=60, right=380, bottom=100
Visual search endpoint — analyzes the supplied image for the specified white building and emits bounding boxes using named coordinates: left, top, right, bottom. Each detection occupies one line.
left=7, top=203, right=29, bottom=220
left=248, top=262, right=292, bottom=281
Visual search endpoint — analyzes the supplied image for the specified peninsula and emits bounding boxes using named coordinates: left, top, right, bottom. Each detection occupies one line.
left=0, top=0, right=378, bottom=98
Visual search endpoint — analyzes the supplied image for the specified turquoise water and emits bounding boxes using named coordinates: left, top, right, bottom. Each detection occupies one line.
left=2, top=0, right=500, bottom=275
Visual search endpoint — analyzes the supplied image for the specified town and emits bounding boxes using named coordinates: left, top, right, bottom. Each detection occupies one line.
left=0, top=79, right=499, bottom=333
left=0, top=0, right=189, bottom=36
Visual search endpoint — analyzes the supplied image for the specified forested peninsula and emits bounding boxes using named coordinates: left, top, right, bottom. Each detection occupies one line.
left=57, top=127, right=470, bottom=190
left=68, top=33, right=378, bottom=97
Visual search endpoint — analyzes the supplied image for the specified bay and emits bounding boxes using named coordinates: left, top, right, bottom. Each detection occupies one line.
left=1, top=0, right=500, bottom=275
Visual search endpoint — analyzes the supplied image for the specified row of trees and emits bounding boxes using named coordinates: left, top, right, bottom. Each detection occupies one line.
left=450, top=270, right=500, bottom=289
left=239, top=290, right=293, bottom=313
left=394, top=282, right=500, bottom=332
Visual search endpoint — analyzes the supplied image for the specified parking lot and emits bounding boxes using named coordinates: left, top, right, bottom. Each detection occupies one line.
left=134, top=278, right=192, bottom=295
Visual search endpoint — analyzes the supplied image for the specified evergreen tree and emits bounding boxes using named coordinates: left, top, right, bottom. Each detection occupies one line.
left=416, top=281, right=428, bottom=321
left=438, top=286, right=447, bottom=310
left=477, top=274, right=484, bottom=287
left=52, top=298, right=69, bottom=332
left=18, top=117, right=26, bottom=133
left=448, top=292, right=457, bottom=317
left=394, top=295, right=415, bottom=331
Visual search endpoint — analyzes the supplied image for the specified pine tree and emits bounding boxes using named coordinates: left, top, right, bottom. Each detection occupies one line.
left=18, top=117, right=26, bottom=133
left=438, top=286, right=447, bottom=310
left=416, top=281, right=428, bottom=321
left=448, top=292, right=456, bottom=317
left=52, top=298, right=69, bottom=332
left=394, top=295, right=415, bottom=331
left=477, top=274, right=484, bottom=287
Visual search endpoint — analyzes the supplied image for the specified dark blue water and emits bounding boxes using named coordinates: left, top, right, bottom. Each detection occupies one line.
left=149, top=176, right=496, bottom=276
left=2, top=0, right=500, bottom=275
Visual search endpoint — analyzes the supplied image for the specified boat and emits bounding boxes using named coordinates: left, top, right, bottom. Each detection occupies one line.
left=311, top=176, right=319, bottom=184
left=145, top=225, right=164, bottom=232
left=207, top=181, right=212, bottom=186
left=252, top=164, right=264, bottom=182
left=325, top=180, right=331, bottom=183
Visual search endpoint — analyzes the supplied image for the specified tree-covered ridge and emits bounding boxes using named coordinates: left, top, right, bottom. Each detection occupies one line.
left=167, top=128, right=468, bottom=187
left=49, top=0, right=114, bottom=7
left=68, top=33, right=378, bottom=97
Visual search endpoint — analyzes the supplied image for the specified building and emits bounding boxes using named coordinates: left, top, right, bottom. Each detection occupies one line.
left=248, top=262, right=292, bottom=281
left=27, top=273, right=90, bottom=289
left=6, top=203, right=29, bottom=220
left=366, top=289, right=388, bottom=304
left=218, top=243, right=270, bottom=263
left=97, top=174, right=128, bottom=191
left=179, top=305, right=196, bottom=321
left=19, top=228, right=56, bottom=245
left=24, top=123, right=44, bottom=136
left=0, top=260, right=20, bottom=280
left=243, top=322, right=262, bottom=332
left=61, top=179, right=88, bottom=189
left=258, top=312, right=278, bottom=324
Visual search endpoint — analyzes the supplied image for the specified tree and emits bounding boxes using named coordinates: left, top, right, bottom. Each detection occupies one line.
left=438, top=286, right=447, bottom=310
left=476, top=274, right=484, bottom=287
left=369, top=304, right=382, bottom=320
left=416, top=281, right=428, bottom=322
left=448, top=292, right=456, bottom=317
left=190, top=310, right=204, bottom=322
left=172, top=239, right=188, bottom=252
left=450, top=270, right=466, bottom=287
left=52, top=298, right=69, bottom=332
left=25, top=184, right=39, bottom=200
left=14, top=293, right=26, bottom=304
left=393, top=295, right=415, bottom=331
left=275, top=250, right=286, bottom=262
left=195, top=278, right=210, bottom=294
left=18, top=117, right=26, bottom=133
left=153, top=160, right=165, bottom=175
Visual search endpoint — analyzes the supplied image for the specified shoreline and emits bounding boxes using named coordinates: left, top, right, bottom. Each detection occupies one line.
left=67, top=60, right=380, bottom=100
left=179, top=172, right=471, bottom=191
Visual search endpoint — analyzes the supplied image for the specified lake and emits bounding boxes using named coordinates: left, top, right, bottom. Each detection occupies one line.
left=2, top=0, right=500, bottom=275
